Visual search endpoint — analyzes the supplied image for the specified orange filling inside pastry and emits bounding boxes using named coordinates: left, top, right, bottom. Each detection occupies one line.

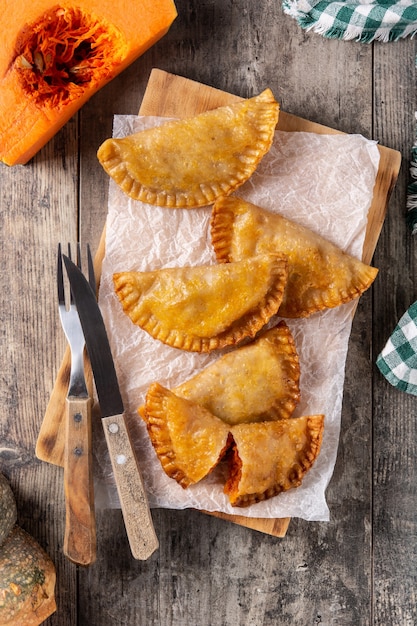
left=142, top=383, right=324, bottom=507
left=224, top=415, right=324, bottom=507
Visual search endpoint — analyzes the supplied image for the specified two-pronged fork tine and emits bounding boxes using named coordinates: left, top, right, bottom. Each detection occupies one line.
left=58, top=243, right=96, bottom=566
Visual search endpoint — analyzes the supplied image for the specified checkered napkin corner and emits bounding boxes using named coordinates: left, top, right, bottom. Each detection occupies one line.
left=282, top=0, right=417, bottom=43
left=376, top=301, right=417, bottom=395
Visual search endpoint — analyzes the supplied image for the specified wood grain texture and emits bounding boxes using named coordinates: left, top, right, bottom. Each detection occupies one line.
left=0, top=0, right=415, bottom=624
left=372, top=39, right=417, bottom=626
left=102, top=413, right=159, bottom=560
left=63, top=396, right=96, bottom=566
left=36, top=349, right=94, bottom=465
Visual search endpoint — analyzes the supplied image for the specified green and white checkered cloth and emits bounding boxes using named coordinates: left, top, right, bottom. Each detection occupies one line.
left=377, top=301, right=417, bottom=395
left=283, top=0, right=417, bottom=42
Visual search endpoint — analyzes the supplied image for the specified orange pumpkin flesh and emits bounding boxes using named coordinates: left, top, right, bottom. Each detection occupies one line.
left=0, top=1, right=177, bottom=166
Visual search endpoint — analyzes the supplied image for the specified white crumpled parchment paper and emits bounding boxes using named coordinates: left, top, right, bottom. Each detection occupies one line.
left=95, top=115, right=380, bottom=521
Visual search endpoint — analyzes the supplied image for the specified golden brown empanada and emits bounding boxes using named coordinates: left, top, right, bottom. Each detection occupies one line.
left=172, top=322, right=300, bottom=424
left=143, top=383, right=231, bottom=488
left=224, top=415, right=324, bottom=507
left=142, top=383, right=324, bottom=506
left=113, top=254, right=288, bottom=352
left=97, top=89, right=279, bottom=208
left=211, top=196, right=378, bottom=318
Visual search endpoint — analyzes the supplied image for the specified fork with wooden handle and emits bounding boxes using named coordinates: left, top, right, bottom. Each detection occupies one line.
left=57, top=243, right=96, bottom=566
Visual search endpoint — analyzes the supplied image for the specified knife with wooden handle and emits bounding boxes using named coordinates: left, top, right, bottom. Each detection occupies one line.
left=63, top=255, right=159, bottom=560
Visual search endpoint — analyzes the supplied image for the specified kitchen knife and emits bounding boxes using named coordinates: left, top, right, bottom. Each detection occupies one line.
left=63, top=255, right=159, bottom=560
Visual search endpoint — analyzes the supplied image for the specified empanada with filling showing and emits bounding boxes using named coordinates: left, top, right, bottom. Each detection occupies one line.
left=97, top=89, right=279, bottom=208
left=113, top=254, right=288, bottom=353
left=142, top=383, right=324, bottom=507
left=211, top=196, right=378, bottom=318
left=224, top=414, right=324, bottom=507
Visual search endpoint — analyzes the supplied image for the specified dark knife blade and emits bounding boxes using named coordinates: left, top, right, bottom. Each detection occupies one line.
left=64, top=258, right=123, bottom=418
left=63, top=255, right=159, bottom=560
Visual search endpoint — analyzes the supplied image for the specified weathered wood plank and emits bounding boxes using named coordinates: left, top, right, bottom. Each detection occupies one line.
left=372, top=38, right=417, bottom=626
left=0, top=118, right=80, bottom=625
left=1, top=0, right=415, bottom=624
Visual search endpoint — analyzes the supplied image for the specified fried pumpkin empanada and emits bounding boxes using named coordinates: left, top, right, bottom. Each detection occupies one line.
left=143, top=383, right=324, bottom=506
left=211, top=196, right=378, bottom=318
left=224, top=415, right=324, bottom=507
left=143, top=383, right=231, bottom=488
left=172, top=322, right=300, bottom=424
left=113, top=254, right=288, bottom=352
left=97, top=89, right=279, bottom=208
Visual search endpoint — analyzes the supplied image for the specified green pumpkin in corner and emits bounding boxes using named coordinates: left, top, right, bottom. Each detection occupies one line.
left=0, top=472, right=56, bottom=625
left=0, top=474, right=17, bottom=547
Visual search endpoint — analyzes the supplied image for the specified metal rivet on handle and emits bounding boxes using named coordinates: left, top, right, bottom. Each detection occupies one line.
left=116, top=454, right=127, bottom=465
left=108, top=422, right=119, bottom=434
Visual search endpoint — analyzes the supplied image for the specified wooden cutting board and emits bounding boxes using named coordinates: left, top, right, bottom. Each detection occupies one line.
left=36, top=68, right=401, bottom=538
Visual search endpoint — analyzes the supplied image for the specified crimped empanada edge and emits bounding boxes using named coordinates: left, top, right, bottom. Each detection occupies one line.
left=263, top=321, right=301, bottom=420
left=210, top=197, right=235, bottom=263
left=211, top=196, right=379, bottom=318
left=113, top=255, right=289, bottom=353
left=142, top=383, right=231, bottom=488
left=224, top=414, right=325, bottom=507
left=280, top=262, right=379, bottom=318
left=142, top=383, right=193, bottom=488
left=97, top=89, right=279, bottom=209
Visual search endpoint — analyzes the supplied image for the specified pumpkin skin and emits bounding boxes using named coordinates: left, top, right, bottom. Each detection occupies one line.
left=0, top=0, right=177, bottom=165
left=0, top=526, right=56, bottom=625
left=0, top=474, right=17, bottom=549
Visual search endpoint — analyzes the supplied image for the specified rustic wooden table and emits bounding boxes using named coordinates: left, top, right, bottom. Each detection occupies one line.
left=1, top=1, right=416, bottom=624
